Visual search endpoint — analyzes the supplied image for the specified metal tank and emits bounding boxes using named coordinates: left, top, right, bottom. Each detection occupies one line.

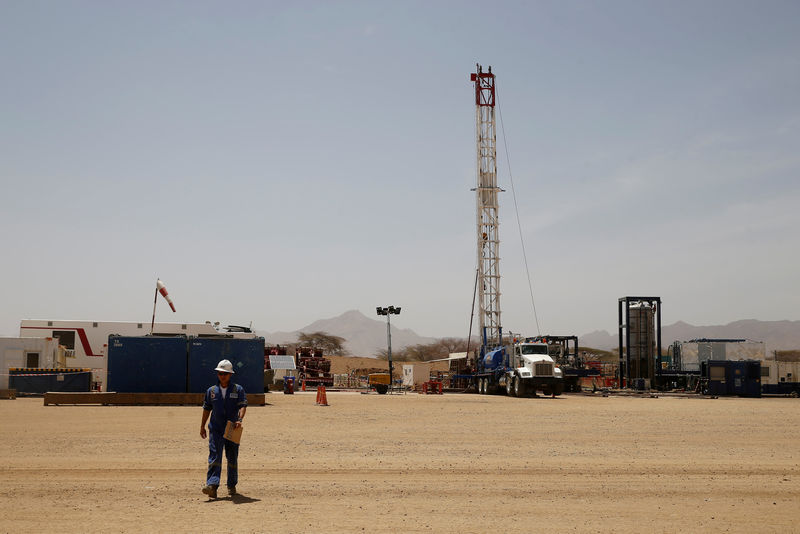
left=482, top=348, right=506, bottom=371
left=628, top=303, right=656, bottom=382
left=618, top=296, right=662, bottom=388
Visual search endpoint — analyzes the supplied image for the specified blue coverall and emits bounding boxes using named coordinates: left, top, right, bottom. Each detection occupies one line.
left=203, top=382, right=247, bottom=488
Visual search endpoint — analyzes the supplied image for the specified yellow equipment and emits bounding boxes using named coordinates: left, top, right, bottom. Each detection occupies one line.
left=368, top=373, right=390, bottom=394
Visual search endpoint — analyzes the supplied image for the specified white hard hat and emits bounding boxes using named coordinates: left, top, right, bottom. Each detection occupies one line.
left=214, top=359, right=235, bottom=374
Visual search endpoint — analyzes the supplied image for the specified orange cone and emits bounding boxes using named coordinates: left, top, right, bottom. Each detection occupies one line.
left=315, top=385, right=328, bottom=406
left=302, top=379, right=306, bottom=392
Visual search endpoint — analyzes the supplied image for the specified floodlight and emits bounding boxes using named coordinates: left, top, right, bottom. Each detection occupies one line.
left=376, top=303, right=402, bottom=391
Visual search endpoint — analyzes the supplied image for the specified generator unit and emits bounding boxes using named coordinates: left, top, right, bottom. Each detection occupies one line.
left=703, top=360, right=761, bottom=397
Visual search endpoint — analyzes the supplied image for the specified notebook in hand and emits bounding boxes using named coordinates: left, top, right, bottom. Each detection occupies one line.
left=223, top=421, right=243, bottom=444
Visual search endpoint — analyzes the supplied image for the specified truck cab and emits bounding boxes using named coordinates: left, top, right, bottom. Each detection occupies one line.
left=508, top=341, right=564, bottom=397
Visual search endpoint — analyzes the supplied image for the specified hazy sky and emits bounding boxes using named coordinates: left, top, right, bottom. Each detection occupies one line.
left=2, top=1, right=799, bottom=340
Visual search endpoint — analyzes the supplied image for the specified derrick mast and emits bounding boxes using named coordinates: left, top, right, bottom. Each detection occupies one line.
left=471, top=64, right=502, bottom=351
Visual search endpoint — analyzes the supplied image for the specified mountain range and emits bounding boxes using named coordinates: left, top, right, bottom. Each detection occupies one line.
left=260, top=310, right=800, bottom=357
left=259, top=310, right=437, bottom=357
left=581, top=319, right=800, bottom=354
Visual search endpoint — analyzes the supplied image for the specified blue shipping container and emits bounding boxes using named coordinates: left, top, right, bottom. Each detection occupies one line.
left=735, top=360, right=762, bottom=398
left=187, top=337, right=264, bottom=394
left=107, top=336, right=188, bottom=393
left=9, top=370, right=91, bottom=394
left=706, top=360, right=761, bottom=398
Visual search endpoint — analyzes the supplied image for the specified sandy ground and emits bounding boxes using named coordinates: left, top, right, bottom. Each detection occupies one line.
left=1, top=393, right=799, bottom=533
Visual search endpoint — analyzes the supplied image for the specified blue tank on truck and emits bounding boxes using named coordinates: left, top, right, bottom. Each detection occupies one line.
left=483, top=348, right=506, bottom=371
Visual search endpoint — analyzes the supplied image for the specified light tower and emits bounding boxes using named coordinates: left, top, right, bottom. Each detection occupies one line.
left=470, top=64, right=502, bottom=352
left=376, top=305, right=401, bottom=390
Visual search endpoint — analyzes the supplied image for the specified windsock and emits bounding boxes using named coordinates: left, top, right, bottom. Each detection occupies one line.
left=156, top=279, right=176, bottom=312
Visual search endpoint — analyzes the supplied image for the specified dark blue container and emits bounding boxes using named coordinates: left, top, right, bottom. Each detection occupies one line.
left=706, top=360, right=729, bottom=396
left=729, top=361, right=747, bottom=395
left=107, top=335, right=188, bottom=393
left=187, top=337, right=265, bottom=394
left=706, top=360, right=761, bottom=398
left=9, top=369, right=91, bottom=394
left=740, top=360, right=762, bottom=398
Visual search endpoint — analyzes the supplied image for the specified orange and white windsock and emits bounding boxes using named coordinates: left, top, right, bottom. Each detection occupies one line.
left=156, top=279, right=176, bottom=312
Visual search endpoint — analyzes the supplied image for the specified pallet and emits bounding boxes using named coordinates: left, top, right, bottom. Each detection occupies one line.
left=0, top=389, right=17, bottom=400
left=43, top=392, right=267, bottom=406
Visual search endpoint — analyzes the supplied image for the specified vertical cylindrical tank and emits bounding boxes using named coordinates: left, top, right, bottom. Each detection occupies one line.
left=628, top=303, right=655, bottom=381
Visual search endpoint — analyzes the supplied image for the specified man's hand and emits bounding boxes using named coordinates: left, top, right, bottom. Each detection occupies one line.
left=200, top=408, right=211, bottom=439
left=234, top=421, right=242, bottom=429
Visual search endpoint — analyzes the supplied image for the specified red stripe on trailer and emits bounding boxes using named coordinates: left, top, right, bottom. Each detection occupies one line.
left=19, top=327, right=102, bottom=357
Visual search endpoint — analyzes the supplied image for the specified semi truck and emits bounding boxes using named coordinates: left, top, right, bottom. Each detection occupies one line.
left=474, top=338, right=564, bottom=397
left=528, top=335, right=600, bottom=392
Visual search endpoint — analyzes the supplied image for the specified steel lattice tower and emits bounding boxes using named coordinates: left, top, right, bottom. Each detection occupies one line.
left=471, top=64, right=502, bottom=349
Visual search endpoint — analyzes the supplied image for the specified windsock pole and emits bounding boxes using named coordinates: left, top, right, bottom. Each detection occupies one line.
left=150, top=281, right=159, bottom=335
left=150, top=278, right=176, bottom=335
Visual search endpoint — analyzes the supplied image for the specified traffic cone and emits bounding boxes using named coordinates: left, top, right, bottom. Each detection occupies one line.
left=302, top=379, right=306, bottom=392
left=315, top=386, right=328, bottom=406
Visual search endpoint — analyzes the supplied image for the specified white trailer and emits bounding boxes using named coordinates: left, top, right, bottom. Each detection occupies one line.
left=19, top=320, right=259, bottom=389
left=761, top=360, right=800, bottom=396
left=0, top=337, right=63, bottom=389
left=402, top=363, right=431, bottom=388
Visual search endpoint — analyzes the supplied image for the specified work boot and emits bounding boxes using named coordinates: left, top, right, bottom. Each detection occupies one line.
left=202, top=484, right=218, bottom=499
left=227, top=485, right=237, bottom=496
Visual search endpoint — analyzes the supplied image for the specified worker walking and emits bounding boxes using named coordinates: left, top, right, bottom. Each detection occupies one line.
left=200, top=359, right=247, bottom=499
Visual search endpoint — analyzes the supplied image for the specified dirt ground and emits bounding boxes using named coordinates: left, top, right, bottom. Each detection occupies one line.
left=1, top=393, right=799, bottom=533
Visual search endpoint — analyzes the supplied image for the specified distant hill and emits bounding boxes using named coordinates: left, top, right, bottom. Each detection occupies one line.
left=259, top=312, right=800, bottom=358
left=577, top=319, right=800, bottom=354
left=260, top=310, right=437, bottom=357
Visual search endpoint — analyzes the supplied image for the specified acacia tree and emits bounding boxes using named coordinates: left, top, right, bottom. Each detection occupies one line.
left=296, top=331, right=349, bottom=356
left=374, top=337, right=474, bottom=361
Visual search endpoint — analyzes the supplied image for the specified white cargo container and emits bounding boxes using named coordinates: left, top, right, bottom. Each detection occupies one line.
left=0, top=337, right=62, bottom=389
left=19, top=319, right=259, bottom=389
left=402, top=363, right=431, bottom=387
left=761, top=360, right=800, bottom=395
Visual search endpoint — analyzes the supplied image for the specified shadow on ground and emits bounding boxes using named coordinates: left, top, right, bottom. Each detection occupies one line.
left=204, top=493, right=261, bottom=505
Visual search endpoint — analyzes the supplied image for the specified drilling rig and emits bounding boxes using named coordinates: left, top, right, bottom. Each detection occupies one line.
left=467, top=64, right=564, bottom=397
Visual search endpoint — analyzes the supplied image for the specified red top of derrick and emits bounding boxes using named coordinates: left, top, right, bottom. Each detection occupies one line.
left=471, top=64, right=495, bottom=107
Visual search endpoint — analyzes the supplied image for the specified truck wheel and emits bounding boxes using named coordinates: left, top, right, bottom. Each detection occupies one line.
left=552, top=383, right=564, bottom=396
left=506, top=376, right=515, bottom=397
left=376, top=384, right=388, bottom=395
left=513, top=376, right=526, bottom=397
